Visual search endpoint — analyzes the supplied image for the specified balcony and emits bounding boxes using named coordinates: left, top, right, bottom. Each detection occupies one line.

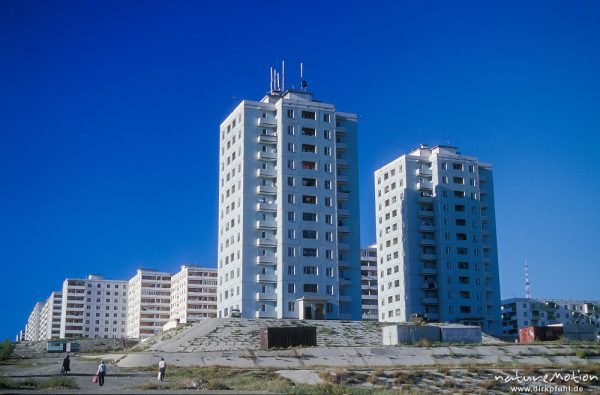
left=256, top=256, right=276, bottom=265
left=480, top=215, right=488, bottom=222
left=337, top=191, right=349, bottom=200
left=256, top=292, right=277, bottom=301
left=257, top=168, right=276, bottom=178
left=417, top=195, right=434, bottom=204
left=338, top=260, right=351, bottom=267
left=480, top=201, right=488, bottom=208
left=422, top=297, right=439, bottom=305
left=339, top=295, right=352, bottom=302
left=335, top=126, right=347, bottom=135
left=418, top=209, right=434, bottom=218
left=336, top=158, right=348, bottom=167
left=256, top=202, right=276, bottom=212
left=338, top=208, right=349, bottom=217
left=257, top=185, right=277, bottom=195
left=416, top=169, right=432, bottom=177
left=339, top=277, right=352, bottom=286
left=258, top=134, right=277, bottom=144
left=479, top=175, right=487, bottom=183
left=257, top=151, right=277, bottom=161
left=257, top=117, right=276, bottom=127
left=336, top=142, right=348, bottom=151
left=421, top=282, right=438, bottom=290
left=338, top=225, right=349, bottom=233
left=420, top=267, right=437, bottom=276
left=419, top=224, right=436, bottom=233
left=419, top=239, right=435, bottom=247
left=257, top=220, right=277, bottom=229
left=256, top=310, right=277, bottom=318
left=482, top=229, right=490, bottom=236
left=417, top=181, right=433, bottom=190
left=257, top=238, right=277, bottom=247
left=256, top=274, right=277, bottom=283
left=337, top=175, right=349, bottom=184
left=421, top=253, right=437, bottom=261
left=338, top=243, right=350, bottom=250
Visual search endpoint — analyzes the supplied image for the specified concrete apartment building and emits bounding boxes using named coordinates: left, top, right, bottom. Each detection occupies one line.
left=170, top=265, right=218, bottom=323
left=501, top=298, right=600, bottom=338
left=60, top=275, right=128, bottom=339
left=25, top=302, right=43, bottom=341
left=127, top=269, right=172, bottom=339
left=374, top=145, right=502, bottom=335
left=361, top=245, right=379, bottom=321
left=39, top=291, right=62, bottom=339
left=217, top=81, right=362, bottom=320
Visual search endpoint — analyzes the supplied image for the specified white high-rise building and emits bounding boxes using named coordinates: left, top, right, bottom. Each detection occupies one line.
left=60, top=275, right=128, bottom=339
left=39, top=291, right=62, bottom=339
left=25, top=302, right=43, bottom=341
left=360, top=245, right=379, bottom=321
left=217, top=83, right=362, bottom=320
left=374, top=145, right=502, bottom=335
left=127, top=269, right=172, bottom=339
left=170, top=265, right=218, bottom=323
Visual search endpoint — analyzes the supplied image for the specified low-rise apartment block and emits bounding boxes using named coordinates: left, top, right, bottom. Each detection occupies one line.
left=361, top=245, right=378, bottom=321
left=501, top=298, right=600, bottom=338
left=127, top=269, right=172, bottom=339
left=170, top=265, right=218, bottom=324
left=60, top=275, right=128, bottom=339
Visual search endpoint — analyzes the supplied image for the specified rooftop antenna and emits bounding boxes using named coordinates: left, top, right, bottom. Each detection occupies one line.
left=269, top=67, right=273, bottom=92
left=300, top=62, right=308, bottom=92
left=282, top=60, right=285, bottom=92
left=524, top=260, right=531, bottom=299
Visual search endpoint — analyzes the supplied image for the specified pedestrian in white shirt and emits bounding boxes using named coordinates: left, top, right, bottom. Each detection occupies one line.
left=158, top=358, right=166, bottom=381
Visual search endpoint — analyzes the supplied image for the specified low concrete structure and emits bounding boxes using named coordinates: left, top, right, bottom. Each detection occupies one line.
left=383, top=324, right=440, bottom=345
left=439, top=324, right=482, bottom=343
left=550, top=323, right=597, bottom=342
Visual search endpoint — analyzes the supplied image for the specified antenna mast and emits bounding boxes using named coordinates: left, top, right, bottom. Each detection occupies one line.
left=524, top=260, right=531, bottom=299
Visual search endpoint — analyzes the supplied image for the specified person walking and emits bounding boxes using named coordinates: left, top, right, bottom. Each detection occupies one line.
left=62, top=354, right=71, bottom=375
left=158, top=357, right=166, bottom=381
left=96, top=360, right=107, bottom=386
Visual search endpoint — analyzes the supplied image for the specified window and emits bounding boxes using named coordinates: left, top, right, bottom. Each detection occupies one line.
left=323, top=113, right=331, bottom=122
left=288, top=229, right=295, bottom=239
left=453, top=177, right=464, bottom=184
left=288, top=265, right=296, bottom=275
left=303, top=265, right=318, bottom=274
left=326, top=267, right=333, bottom=276
left=303, top=284, right=318, bottom=293
left=287, top=159, right=295, bottom=169
left=324, top=197, right=332, bottom=207
left=287, top=176, right=295, bottom=186
left=303, top=230, right=317, bottom=239
left=457, top=247, right=468, bottom=255
left=301, top=111, right=316, bottom=120
left=287, top=247, right=296, bottom=257
left=287, top=194, right=295, bottom=204
left=302, top=178, right=317, bottom=187
left=454, top=190, right=465, bottom=198
left=288, top=284, right=295, bottom=293
left=302, top=127, right=316, bottom=136
left=302, top=144, right=316, bottom=153
left=323, top=146, right=331, bottom=155
left=287, top=125, right=295, bottom=135
left=456, top=233, right=467, bottom=241
left=456, top=218, right=466, bottom=226
left=325, top=214, right=332, bottom=224
left=324, top=130, right=331, bottom=139
left=459, top=276, right=470, bottom=284
left=302, top=195, right=317, bottom=204
left=460, top=306, right=471, bottom=313
left=288, top=211, right=295, bottom=221
left=326, top=285, right=333, bottom=295
left=468, top=165, right=475, bottom=173
left=455, top=205, right=465, bottom=212
left=303, top=248, right=317, bottom=257
left=302, top=161, right=316, bottom=170
left=287, top=143, right=295, bottom=152
left=288, top=302, right=295, bottom=311
left=287, top=109, right=295, bottom=118
left=453, top=163, right=464, bottom=171
left=303, top=212, right=317, bottom=221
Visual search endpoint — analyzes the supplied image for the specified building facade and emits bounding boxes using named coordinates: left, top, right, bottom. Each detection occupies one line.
left=501, top=298, right=600, bottom=338
left=170, top=265, right=218, bottom=323
left=374, top=145, right=502, bottom=335
left=361, top=245, right=379, bottom=320
left=25, top=302, right=43, bottom=341
left=40, top=291, right=62, bottom=339
left=60, top=275, right=128, bottom=339
left=127, top=269, right=172, bottom=339
left=217, top=87, right=362, bottom=320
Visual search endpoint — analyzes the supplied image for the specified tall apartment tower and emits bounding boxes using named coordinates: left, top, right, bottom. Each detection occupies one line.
left=25, top=302, right=43, bottom=341
left=360, top=245, right=379, bottom=321
left=170, top=265, right=218, bottom=323
left=217, top=85, right=361, bottom=320
left=127, top=269, right=172, bottom=339
left=374, top=145, right=502, bottom=335
left=40, top=291, right=62, bottom=339
left=60, top=275, right=128, bottom=339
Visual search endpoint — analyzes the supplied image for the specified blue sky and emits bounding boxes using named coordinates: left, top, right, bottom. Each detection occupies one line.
left=1, top=1, right=599, bottom=340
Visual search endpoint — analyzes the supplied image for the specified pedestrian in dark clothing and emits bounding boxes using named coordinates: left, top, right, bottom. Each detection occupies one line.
left=62, top=354, right=71, bottom=374
left=97, top=361, right=107, bottom=386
